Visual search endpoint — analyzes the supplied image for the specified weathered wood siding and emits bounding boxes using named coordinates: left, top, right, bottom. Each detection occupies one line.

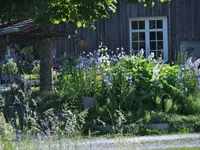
left=53, top=0, right=200, bottom=61
left=0, top=37, right=6, bottom=55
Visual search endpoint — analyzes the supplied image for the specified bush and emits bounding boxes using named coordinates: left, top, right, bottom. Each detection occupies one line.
left=32, top=64, right=40, bottom=79
left=56, top=45, right=200, bottom=126
left=2, top=62, right=18, bottom=75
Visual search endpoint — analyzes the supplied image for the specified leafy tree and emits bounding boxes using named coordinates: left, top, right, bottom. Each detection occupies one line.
left=1, top=0, right=171, bottom=27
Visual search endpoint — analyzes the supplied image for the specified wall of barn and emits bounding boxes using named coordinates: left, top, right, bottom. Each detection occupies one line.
left=52, top=0, right=200, bottom=61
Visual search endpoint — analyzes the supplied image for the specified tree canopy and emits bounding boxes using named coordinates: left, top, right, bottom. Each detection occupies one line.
left=0, top=0, right=171, bottom=28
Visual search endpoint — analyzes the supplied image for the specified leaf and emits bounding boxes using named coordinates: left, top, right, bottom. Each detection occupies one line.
left=77, top=21, right=82, bottom=28
left=156, top=96, right=161, bottom=105
left=164, top=98, right=173, bottom=113
left=53, top=19, right=60, bottom=24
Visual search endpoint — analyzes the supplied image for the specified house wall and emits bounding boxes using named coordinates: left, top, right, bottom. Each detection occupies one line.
left=0, top=37, right=6, bottom=56
left=52, top=0, right=200, bottom=61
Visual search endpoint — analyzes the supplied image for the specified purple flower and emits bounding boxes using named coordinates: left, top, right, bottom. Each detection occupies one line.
left=104, top=75, right=112, bottom=88
left=185, top=57, right=196, bottom=69
left=78, top=56, right=86, bottom=62
left=94, top=56, right=101, bottom=64
left=76, top=63, right=84, bottom=69
left=110, top=57, right=118, bottom=62
left=106, top=82, right=112, bottom=87
left=118, top=54, right=123, bottom=60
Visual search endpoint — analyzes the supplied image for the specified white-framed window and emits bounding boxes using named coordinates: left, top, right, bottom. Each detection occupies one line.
left=129, top=17, right=168, bottom=60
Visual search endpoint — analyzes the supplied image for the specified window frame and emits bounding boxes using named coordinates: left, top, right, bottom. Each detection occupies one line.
left=129, top=17, right=168, bottom=60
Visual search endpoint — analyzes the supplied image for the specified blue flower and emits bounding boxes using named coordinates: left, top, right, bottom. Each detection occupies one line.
left=104, top=75, right=112, bottom=88
left=76, top=63, right=84, bottom=69
left=106, top=82, right=112, bottom=87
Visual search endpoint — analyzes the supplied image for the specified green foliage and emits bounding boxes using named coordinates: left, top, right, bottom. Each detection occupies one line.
left=128, top=0, right=171, bottom=7
left=32, top=64, right=40, bottom=79
left=2, top=61, right=18, bottom=75
left=0, top=0, right=171, bottom=28
left=20, top=46, right=33, bottom=55
left=40, top=106, right=88, bottom=137
left=182, top=92, right=200, bottom=115
left=141, top=111, right=200, bottom=133
left=0, top=113, right=15, bottom=150
left=1, top=86, right=89, bottom=139
left=57, top=45, right=200, bottom=129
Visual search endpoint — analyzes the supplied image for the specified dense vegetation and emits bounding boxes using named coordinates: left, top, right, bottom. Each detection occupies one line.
left=55, top=46, right=200, bottom=133
left=0, top=0, right=171, bottom=27
left=0, top=45, right=200, bottom=150
left=2, top=45, right=200, bottom=135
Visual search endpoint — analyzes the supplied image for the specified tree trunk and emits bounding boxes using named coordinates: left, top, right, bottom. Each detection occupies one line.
left=39, top=39, right=53, bottom=92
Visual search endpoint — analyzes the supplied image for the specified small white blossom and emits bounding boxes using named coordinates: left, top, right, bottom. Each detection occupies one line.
left=137, top=49, right=144, bottom=57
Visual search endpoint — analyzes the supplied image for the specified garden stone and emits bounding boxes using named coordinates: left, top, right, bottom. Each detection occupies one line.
left=146, top=123, right=170, bottom=130
left=82, top=97, right=95, bottom=109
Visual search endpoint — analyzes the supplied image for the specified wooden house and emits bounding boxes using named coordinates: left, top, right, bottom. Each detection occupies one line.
left=73, top=0, right=200, bottom=62
left=0, top=0, right=199, bottom=62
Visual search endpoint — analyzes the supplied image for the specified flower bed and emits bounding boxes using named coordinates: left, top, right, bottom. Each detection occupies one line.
left=56, top=45, right=200, bottom=134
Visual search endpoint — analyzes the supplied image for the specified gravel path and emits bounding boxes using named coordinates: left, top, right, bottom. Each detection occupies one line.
left=14, top=133, right=200, bottom=150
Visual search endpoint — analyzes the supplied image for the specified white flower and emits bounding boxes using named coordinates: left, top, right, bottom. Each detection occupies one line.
left=147, top=52, right=155, bottom=60
left=137, top=49, right=144, bottom=57
left=102, top=56, right=106, bottom=60
left=194, top=58, right=200, bottom=68
left=152, top=59, right=157, bottom=63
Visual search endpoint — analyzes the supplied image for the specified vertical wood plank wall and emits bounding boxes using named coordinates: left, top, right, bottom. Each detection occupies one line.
left=52, top=0, right=200, bottom=61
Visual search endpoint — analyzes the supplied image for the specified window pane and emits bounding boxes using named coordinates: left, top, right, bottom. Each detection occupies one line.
left=158, top=41, right=163, bottom=50
left=139, top=21, right=145, bottom=29
left=139, top=32, right=145, bottom=41
left=132, top=42, right=138, bottom=50
left=132, top=33, right=139, bottom=41
left=149, top=20, right=156, bottom=29
left=157, top=20, right=163, bottom=29
left=150, top=32, right=156, bottom=41
left=150, top=42, right=156, bottom=50
left=139, top=42, right=146, bottom=50
left=157, top=32, right=163, bottom=40
left=132, top=21, right=138, bottom=29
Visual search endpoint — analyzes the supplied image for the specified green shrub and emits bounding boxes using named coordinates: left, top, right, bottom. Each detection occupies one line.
left=183, top=92, right=200, bottom=115
left=2, top=61, right=18, bottom=75
left=32, top=64, right=40, bottom=79
left=0, top=113, right=15, bottom=150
